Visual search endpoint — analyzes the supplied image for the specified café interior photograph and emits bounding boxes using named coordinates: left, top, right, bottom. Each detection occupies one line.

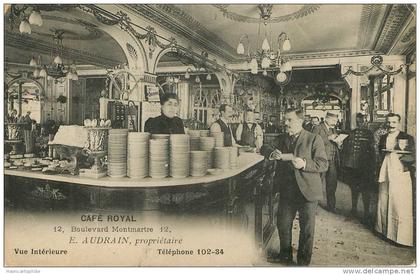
left=3, top=3, right=417, bottom=266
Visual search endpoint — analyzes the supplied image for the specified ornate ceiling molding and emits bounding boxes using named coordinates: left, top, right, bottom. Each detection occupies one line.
left=374, top=4, right=414, bottom=54
left=231, top=49, right=382, bottom=63
left=123, top=4, right=238, bottom=62
left=5, top=31, right=122, bottom=67
left=31, top=15, right=102, bottom=41
left=212, top=4, right=320, bottom=23
left=357, top=5, right=386, bottom=49
left=401, top=26, right=416, bottom=43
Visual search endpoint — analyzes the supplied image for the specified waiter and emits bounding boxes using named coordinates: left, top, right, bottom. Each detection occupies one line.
left=236, top=110, right=263, bottom=150
left=376, top=113, right=415, bottom=246
left=313, top=112, right=341, bottom=213
left=210, top=104, right=236, bottom=146
left=144, top=93, right=185, bottom=134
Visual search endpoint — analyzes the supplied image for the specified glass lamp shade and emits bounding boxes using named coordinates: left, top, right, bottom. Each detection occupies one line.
left=276, top=72, right=287, bottom=83
left=72, top=73, right=79, bottom=81
left=53, top=55, right=63, bottom=65
left=262, top=38, right=270, bottom=51
left=206, top=74, right=211, bottom=81
left=261, top=56, right=270, bottom=69
left=236, top=42, right=245, bottom=55
left=262, top=70, right=268, bottom=76
left=67, top=71, right=74, bottom=80
left=283, top=39, right=291, bottom=51
left=195, top=75, right=200, bottom=83
left=185, top=71, right=190, bottom=79
left=29, top=57, right=37, bottom=67
left=39, top=68, right=47, bottom=78
left=284, top=61, right=292, bottom=71
left=29, top=10, right=43, bottom=26
left=33, top=68, right=40, bottom=78
left=19, top=20, right=31, bottom=34
left=249, top=57, right=258, bottom=70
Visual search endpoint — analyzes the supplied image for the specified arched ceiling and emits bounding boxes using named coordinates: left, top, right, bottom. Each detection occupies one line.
left=126, top=4, right=416, bottom=62
left=4, top=6, right=127, bottom=68
left=4, top=4, right=416, bottom=71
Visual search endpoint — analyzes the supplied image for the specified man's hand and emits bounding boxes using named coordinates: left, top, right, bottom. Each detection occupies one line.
left=328, top=134, right=338, bottom=141
left=271, top=149, right=282, bottom=160
left=292, top=157, right=305, bottom=169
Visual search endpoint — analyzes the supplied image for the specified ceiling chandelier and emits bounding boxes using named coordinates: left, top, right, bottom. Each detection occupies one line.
left=29, top=30, right=79, bottom=82
left=236, top=4, right=293, bottom=84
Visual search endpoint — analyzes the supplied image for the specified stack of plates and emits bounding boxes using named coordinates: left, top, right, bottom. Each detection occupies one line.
left=151, top=134, right=170, bottom=140
left=227, top=146, right=239, bottom=169
left=149, top=139, right=169, bottom=178
left=187, top=130, right=201, bottom=151
left=187, top=130, right=201, bottom=138
left=214, top=147, right=230, bottom=170
left=190, top=151, right=208, bottom=177
left=199, top=130, right=210, bottom=137
left=211, top=132, right=224, bottom=147
left=169, top=134, right=190, bottom=178
left=127, top=132, right=150, bottom=179
left=199, top=137, right=216, bottom=168
left=107, top=129, right=128, bottom=178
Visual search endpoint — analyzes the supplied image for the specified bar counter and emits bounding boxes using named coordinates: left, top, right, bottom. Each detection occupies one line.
left=5, top=152, right=276, bottom=249
left=5, top=153, right=264, bottom=187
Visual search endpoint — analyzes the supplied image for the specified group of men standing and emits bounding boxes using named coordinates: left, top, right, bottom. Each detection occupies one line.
left=260, top=108, right=415, bottom=266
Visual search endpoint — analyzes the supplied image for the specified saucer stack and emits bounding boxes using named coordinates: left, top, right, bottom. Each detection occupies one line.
left=187, top=130, right=201, bottom=151
left=210, top=132, right=224, bottom=147
left=151, top=134, right=170, bottom=141
left=199, top=136, right=216, bottom=168
left=214, top=147, right=230, bottom=170
left=149, top=139, right=169, bottom=178
left=127, top=132, right=150, bottom=178
left=227, top=146, right=238, bottom=169
left=107, top=129, right=128, bottom=178
left=199, top=130, right=210, bottom=137
left=169, top=134, right=190, bottom=178
left=189, top=151, right=208, bottom=177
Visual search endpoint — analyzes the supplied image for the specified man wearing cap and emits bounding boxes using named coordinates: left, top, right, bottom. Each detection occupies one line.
left=342, top=113, right=375, bottom=224
left=210, top=104, right=237, bottom=146
left=313, top=112, right=341, bottom=212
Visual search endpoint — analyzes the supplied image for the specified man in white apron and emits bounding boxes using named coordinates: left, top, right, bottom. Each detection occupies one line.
left=376, top=113, right=415, bottom=246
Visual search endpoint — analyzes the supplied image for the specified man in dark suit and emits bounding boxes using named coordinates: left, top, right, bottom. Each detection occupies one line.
left=261, top=108, right=328, bottom=266
left=312, top=112, right=341, bottom=212
left=302, top=115, right=312, bottom=131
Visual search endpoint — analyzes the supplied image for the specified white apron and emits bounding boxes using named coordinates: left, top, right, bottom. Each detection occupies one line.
left=375, top=152, right=413, bottom=246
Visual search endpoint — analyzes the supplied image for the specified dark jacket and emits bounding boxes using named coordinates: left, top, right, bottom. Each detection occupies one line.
left=215, top=119, right=233, bottom=147
left=260, top=129, right=329, bottom=201
left=312, top=123, right=339, bottom=161
left=342, top=127, right=375, bottom=169
left=144, top=114, right=185, bottom=134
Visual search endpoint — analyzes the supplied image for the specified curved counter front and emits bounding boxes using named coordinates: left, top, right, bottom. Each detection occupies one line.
left=5, top=152, right=276, bottom=248
left=5, top=153, right=264, bottom=188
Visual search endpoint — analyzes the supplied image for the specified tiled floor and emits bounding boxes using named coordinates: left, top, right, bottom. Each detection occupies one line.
left=262, top=181, right=416, bottom=266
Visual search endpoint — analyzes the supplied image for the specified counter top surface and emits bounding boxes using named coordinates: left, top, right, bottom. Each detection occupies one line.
left=4, top=153, right=264, bottom=188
